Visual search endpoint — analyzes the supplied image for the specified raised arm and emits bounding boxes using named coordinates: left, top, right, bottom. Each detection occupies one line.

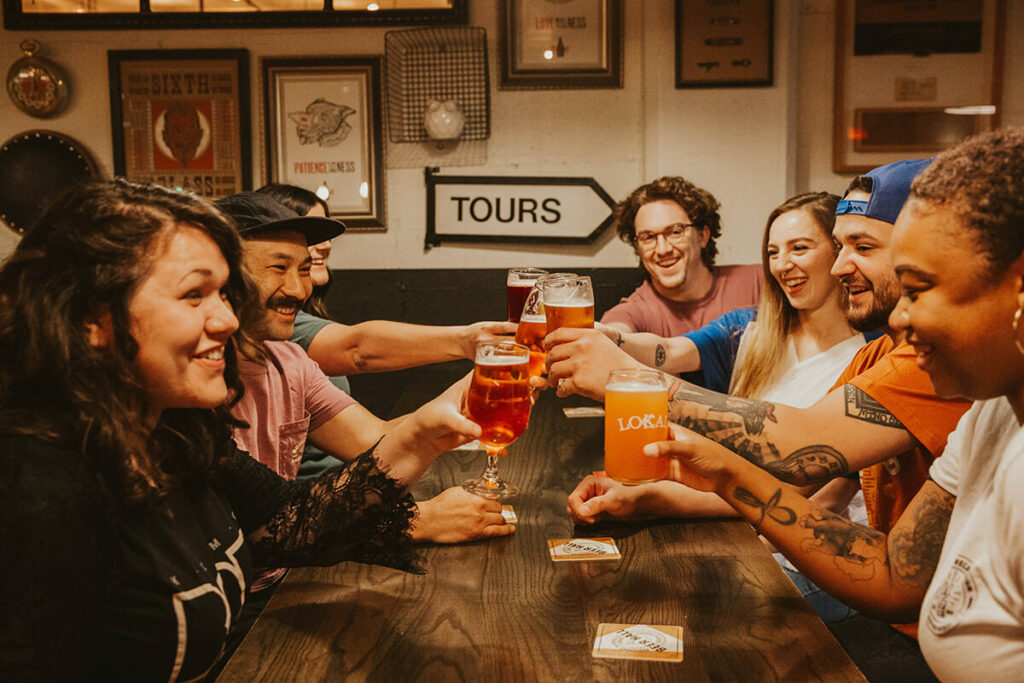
left=544, top=328, right=917, bottom=482
left=650, top=428, right=954, bottom=622
left=666, top=380, right=916, bottom=484
left=605, top=327, right=702, bottom=375
left=306, top=320, right=516, bottom=375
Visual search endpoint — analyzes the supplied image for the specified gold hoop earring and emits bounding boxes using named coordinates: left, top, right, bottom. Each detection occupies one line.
left=1013, top=306, right=1024, bottom=356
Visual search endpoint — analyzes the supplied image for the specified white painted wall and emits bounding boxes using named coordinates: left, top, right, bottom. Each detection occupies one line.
left=2, top=0, right=1021, bottom=269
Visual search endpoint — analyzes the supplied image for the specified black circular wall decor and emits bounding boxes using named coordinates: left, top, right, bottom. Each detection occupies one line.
left=0, top=130, right=99, bottom=234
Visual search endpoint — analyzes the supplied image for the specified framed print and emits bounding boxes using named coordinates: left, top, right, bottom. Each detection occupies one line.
left=833, top=0, right=1005, bottom=173
left=108, top=49, right=251, bottom=198
left=675, top=0, right=773, bottom=88
left=499, top=0, right=622, bottom=90
left=263, top=56, right=385, bottom=230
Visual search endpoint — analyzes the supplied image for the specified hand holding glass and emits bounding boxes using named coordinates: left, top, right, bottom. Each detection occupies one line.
left=462, top=341, right=533, bottom=499
left=604, top=368, right=669, bottom=484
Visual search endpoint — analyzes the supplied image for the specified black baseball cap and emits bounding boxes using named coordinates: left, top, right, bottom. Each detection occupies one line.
left=214, top=191, right=346, bottom=245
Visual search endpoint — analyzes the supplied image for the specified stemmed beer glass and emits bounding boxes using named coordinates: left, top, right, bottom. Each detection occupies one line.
left=462, top=341, right=533, bottom=499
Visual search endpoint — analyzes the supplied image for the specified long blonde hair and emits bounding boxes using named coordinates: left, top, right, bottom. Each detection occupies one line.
left=729, top=192, right=840, bottom=398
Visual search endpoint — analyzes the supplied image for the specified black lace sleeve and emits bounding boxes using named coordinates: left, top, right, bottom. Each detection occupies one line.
left=219, top=445, right=422, bottom=573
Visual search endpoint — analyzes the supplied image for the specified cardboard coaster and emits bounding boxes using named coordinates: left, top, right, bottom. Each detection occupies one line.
left=592, top=623, right=684, bottom=662
left=547, top=537, right=621, bottom=562
left=562, top=406, right=605, bottom=418
left=501, top=505, right=518, bottom=524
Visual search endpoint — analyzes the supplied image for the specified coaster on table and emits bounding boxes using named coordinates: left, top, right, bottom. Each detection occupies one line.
left=592, top=623, right=684, bottom=662
left=562, top=406, right=605, bottom=418
left=501, top=505, right=518, bottom=524
left=547, top=537, right=621, bottom=562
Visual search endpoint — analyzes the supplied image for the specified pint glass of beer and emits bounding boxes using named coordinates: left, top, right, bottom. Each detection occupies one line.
left=507, top=267, right=548, bottom=323
left=604, top=369, right=669, bottom=484
left=514, top=272, right=578, bottom=377
left=463, top=341, right=532, bottom=499
left=538, top=275, right=594, bottom=333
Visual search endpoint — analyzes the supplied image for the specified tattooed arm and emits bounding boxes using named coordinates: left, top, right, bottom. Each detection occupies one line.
left=666, top=380, right=917, bottom=484
left=651, top=428, right=954, bottom=622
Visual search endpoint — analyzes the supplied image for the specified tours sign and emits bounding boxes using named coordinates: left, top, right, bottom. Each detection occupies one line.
left=424, top=168, right=616, bottom=248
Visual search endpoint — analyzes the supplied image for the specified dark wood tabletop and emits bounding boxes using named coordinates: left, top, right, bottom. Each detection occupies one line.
left=219, top=362, right=866, bottom=682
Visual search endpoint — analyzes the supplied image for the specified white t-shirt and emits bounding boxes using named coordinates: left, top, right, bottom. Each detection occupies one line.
left=919, top=397, right=1024, bottom=681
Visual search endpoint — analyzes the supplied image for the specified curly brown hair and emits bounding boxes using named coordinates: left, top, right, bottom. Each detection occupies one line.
left=910, top=126, right=1024, bottom=278
left=0, top=179, right=263, bottom=504
left=614, top=176, right=723, bottom=274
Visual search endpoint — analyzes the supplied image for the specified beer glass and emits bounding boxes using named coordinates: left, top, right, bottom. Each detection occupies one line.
left=507, top=267, right=548, bottom=323
left=462, top=341, right=533, bottom=499
left=604, top=368, right=669, bottom=484
left=514, top=272, right=577, bottom=377
left=539, top=275, right=595, bottom=333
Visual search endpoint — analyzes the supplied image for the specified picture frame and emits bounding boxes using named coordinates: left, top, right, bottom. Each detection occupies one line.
left=833, top=0, right=1005, bottom=173
left=675, top=0, right=773, bottom=89
left=498, top=0, right=622, bottom=90
left=107, top=49, right=251, bottom=198
left=262, top=56, right=386, bottom=231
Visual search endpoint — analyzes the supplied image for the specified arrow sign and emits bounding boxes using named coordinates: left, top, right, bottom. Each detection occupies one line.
left=424, top=167, right=616, bottom=248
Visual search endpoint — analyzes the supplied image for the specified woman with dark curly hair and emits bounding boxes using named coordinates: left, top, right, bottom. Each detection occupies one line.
left=648, top=127, right=1024, bottom=680
left=0, top=179, right=480, bottom=681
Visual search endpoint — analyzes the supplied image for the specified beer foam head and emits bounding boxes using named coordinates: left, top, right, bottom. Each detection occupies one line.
left=478, top=354, right=528, bottom=366
left=606, top=381, right=666, bottom=392
left=520, top=313, right=545, bottom=323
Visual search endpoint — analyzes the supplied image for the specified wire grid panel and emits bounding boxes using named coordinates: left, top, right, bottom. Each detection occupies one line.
left=385, top=27, right=490, bottom=143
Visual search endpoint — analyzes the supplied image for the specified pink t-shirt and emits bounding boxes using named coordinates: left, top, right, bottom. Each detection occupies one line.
left=232, top=340, right=356, bottom=482
left=600, top=264, right=763, bottom=337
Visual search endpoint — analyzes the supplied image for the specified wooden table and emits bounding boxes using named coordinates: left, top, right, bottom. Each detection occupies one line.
left=219, top=363, right=865, bottom=682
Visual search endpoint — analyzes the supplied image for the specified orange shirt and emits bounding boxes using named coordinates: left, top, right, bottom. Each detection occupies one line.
left=832, top=336, right=971, bottom=637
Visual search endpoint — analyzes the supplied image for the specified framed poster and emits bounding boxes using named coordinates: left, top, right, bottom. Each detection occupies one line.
left=833, top=0, right=1005, bottom=173
left=107, top=49, right=251, bottom=198
left=263, top=56, right=385, bottom=230
left=675, top=0, right=773, bottom=88
left=499, top=0, right=623, bottom=90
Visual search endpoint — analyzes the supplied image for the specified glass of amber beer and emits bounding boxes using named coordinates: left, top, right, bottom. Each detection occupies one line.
left=604, top=369, right=669, bottom=484
left=462, top=341, right=533, bottom=499
left=507, top=267, right=548, bottom=323
left=514, top=272, right=578, bottom=377
left=538, top=275, right=594, bottom=333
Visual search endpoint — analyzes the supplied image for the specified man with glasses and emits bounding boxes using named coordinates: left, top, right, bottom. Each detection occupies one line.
left=602, top=176, right=762, bottom=337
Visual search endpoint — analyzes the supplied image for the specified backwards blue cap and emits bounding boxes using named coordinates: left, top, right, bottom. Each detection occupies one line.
left=835, top=157, right=933, bottom=225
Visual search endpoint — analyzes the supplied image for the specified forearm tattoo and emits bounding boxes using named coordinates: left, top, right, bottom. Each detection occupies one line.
left=734, top=487, right=796, bottom=527
left=654, top=344, right=666, bottom=367
left=799, top=509, right=888, bottom=581
left=888, top=487, right=954, bottom=590
left=670, top=382, right=849, bottom=485
left=732, top=487, right=888, bottom=581
left=844, top=385, right=905, bottom=429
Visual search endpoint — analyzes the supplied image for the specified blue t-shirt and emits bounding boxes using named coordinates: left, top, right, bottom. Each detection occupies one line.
left=682, top=307, right=757, bottom=393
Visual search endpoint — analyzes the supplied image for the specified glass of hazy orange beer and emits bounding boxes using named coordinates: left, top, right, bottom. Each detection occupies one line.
left=462, top=340, right=533, bottom=499
left=604, top=369, right=669, bottom=484
left=538, top=274, right=594, bottom=333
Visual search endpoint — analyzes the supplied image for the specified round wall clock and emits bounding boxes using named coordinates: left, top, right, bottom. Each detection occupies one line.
left=6, top=39, right=70, bottom=119
left=0, top=130, right=99, bottom=234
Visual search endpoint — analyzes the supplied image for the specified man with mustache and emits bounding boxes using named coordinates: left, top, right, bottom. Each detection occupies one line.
left=546, top=159, right=971, bottom=677
left=206, top=192, right=512, bottom=678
